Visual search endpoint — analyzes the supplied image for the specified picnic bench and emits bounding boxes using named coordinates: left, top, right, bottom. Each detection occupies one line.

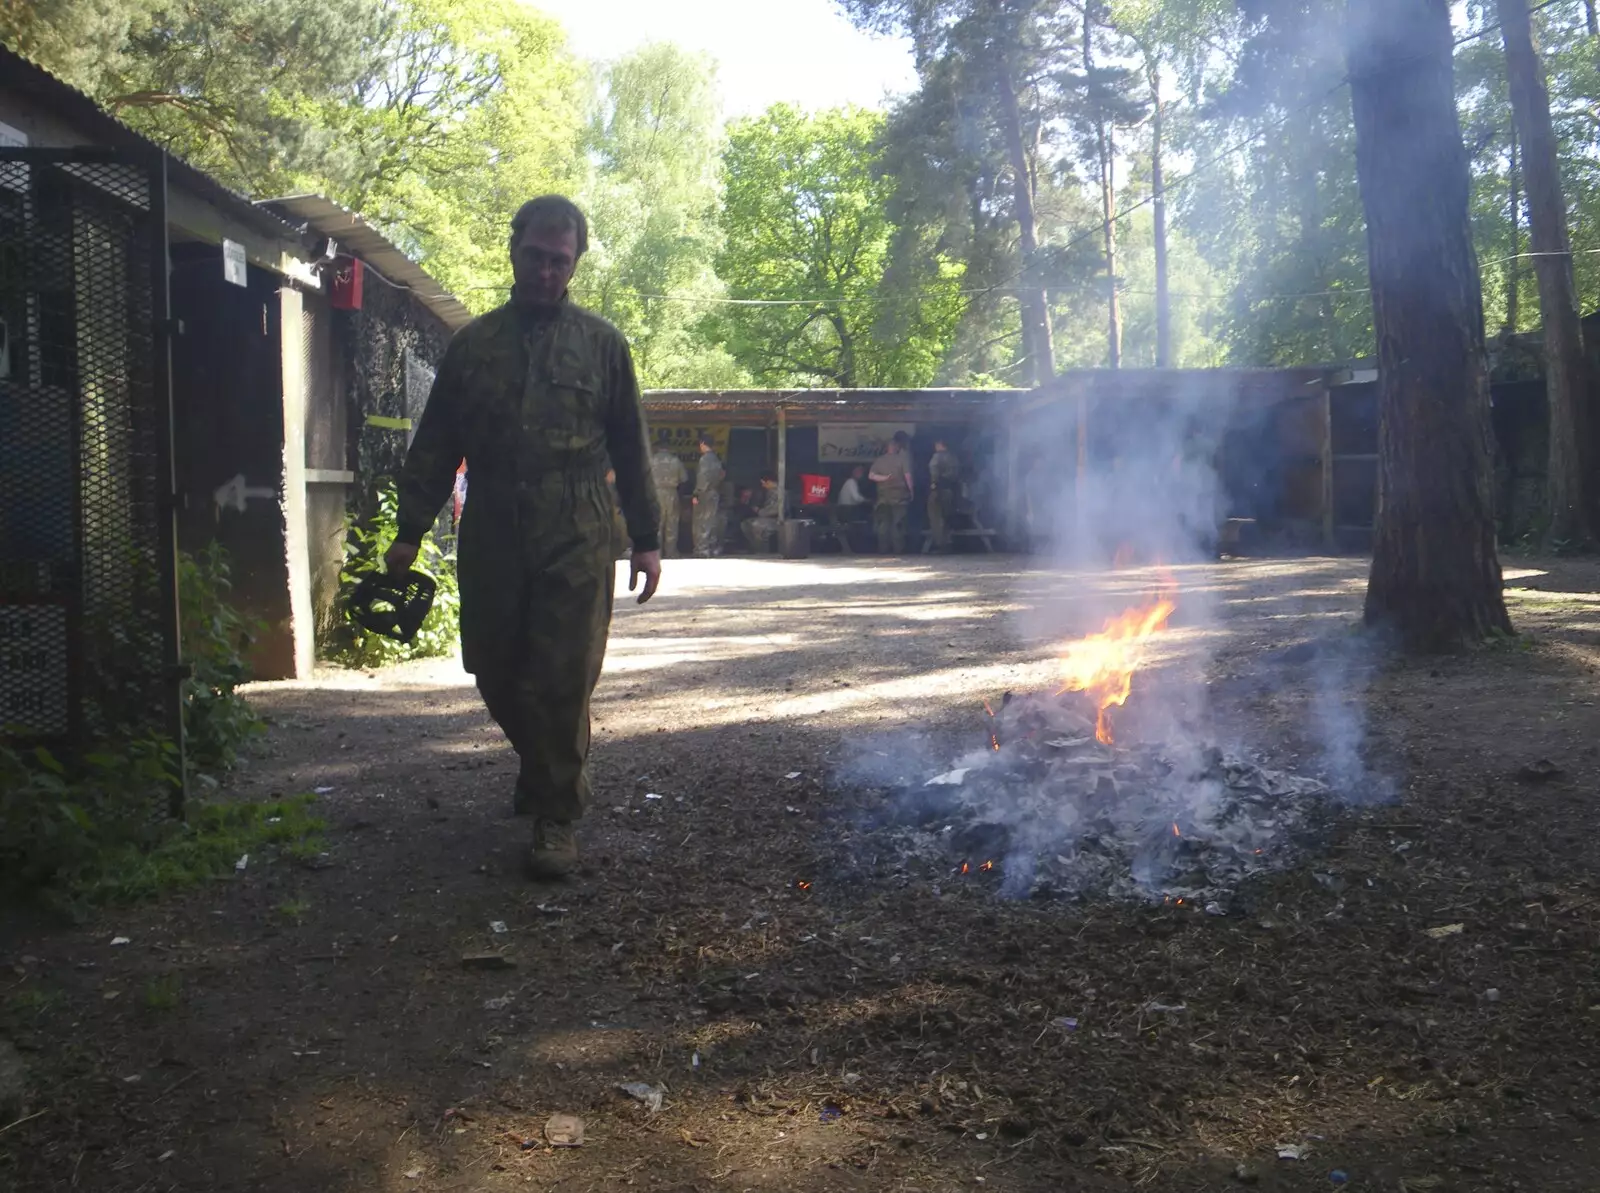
left=921, top=510, right=998, bottom=553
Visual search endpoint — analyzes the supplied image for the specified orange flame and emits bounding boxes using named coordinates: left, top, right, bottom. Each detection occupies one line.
left=960, top=862, right=970, bottom=875
left=1057, top=583, right=1177, bottom=744
left=980, top=860, right=995, bottom=872
left=982, top=699, right=1000, bottom=751
left=1172, top=822, right=1181, bottom=837
left=797, top=881, right=812, bottom=891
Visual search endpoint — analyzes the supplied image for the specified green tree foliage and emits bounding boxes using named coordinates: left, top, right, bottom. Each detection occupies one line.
left=712, top=104, right=965, bottom=387
left=328, top=0, right=587, bottom=312
left=10, top=0, right=393, bottom=195
left=575, top=43, right=747, bottom=388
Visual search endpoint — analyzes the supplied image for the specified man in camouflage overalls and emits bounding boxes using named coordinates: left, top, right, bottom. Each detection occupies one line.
left=650, top=442, right=688, bottom=557
left=386, top=196, right=661, bottom=880
left=741, top=471, right=783, bottom=552
left=691, top=433, right=725, bottom=557
left=927, top=438, right=961, bottom=552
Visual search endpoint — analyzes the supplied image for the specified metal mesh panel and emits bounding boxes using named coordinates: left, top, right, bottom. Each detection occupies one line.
left=0, top=150, right=180, bottom=764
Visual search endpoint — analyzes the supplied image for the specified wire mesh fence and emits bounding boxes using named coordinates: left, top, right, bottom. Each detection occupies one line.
left=0, top=148, right=183, bottom=797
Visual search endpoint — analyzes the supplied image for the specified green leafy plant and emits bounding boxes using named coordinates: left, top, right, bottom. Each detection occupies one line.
left=0, top=741, right=325, bottom=908
left=329, top=479, right=461, bottom=667
left=179, top=542, right=267, bottom=775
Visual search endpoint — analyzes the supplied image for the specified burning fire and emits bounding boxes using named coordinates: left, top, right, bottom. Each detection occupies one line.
left=983, top=700, right=1000, bottom=751
left=1056, top=582, right=1177, bottom=744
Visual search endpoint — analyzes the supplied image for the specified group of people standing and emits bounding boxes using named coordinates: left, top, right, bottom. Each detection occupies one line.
left=647, top=433, right=732, bottom=558
left=643, top=430, right=968, bottom=557
left=857, top=431, right=963, bottom=554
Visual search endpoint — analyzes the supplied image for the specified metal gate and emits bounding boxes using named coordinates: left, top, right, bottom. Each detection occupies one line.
left=0, top=148, right=184, bottom=800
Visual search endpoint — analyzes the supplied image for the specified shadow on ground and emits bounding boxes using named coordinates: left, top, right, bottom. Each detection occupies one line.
left=4, top=555, right=1600, bottom=1192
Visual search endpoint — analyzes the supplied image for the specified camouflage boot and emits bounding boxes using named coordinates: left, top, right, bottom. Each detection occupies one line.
left=529, top=818, right=579, bottom=880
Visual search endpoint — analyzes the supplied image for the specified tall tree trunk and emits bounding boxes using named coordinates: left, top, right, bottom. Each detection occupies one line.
left=995, top=67, right=1055, bottom=386
left=1499, top=0, right=1594, bottom=548
left=1151, top=64, right=1171, bottom=368
left=1586, top=0, right=1598, bottom=36
left=1347, top=0, right=1513, bottom=650
left=1086, top=9, right=1121, bottom=367
left=1506, top=129, right=1521, bottom=333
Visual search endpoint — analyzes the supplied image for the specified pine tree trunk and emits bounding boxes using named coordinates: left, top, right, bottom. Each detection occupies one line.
left=1152, top=69, right=1171, bottom=368
left=1086, top=11, right=1121, bottom=367
left=994, top=40, right=1055, bottom=386
left=1347, top=0, right=1513, bottom=650
left=1586, top=0, right=1598, bottom=36
left=1499, top=0, right=1594, bottom=548
left=1507, top=131, right=1521, bottom=333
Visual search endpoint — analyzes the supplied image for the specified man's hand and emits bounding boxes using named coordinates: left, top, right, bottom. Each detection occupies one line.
left=385, top=540, right=419, bottom=575
left=691, top=496, right=698, bottom=506
left=629, top=549, right=662, bottom=604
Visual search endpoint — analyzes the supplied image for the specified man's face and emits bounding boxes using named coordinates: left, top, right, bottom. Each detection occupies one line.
left=511, top=222, right=580, bottom=306
left=699, top=441, right=710, bottom=454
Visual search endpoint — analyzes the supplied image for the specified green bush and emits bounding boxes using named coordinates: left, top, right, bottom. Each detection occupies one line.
left=0, top=741, right=324, bottom=906
left=0, top=542, right=281, bottom=905
left=328, top=479, right=461, bottom=668
left=180, top=542, right=266, bottom=775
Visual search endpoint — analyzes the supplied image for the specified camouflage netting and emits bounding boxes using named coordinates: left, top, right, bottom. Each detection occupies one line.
left=337, top=269, right=457, bottom=539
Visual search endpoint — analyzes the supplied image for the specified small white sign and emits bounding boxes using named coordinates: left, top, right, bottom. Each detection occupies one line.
left=222, top=239, right=247, bottom=288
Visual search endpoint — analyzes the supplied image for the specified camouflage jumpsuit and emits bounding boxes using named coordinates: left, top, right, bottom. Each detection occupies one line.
left=928, top=448, right=961, bottom=550
left=395, top=298, right=659, bottom=823
left=650, top=447, right=688, bottom=557
left=692, top=450, right=725, bottom=557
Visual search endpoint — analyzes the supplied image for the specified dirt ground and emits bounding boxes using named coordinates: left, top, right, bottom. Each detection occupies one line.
left=5, top=552, right=1600, bottom=1192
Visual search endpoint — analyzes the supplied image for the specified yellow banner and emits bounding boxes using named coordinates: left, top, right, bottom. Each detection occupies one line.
left=650, top=423, right=730, bottom=471
left=365, top=414, right=413, bottom=431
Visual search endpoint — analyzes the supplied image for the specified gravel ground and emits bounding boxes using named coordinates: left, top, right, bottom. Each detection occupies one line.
left=4, top=552, right=1600, bottom=1192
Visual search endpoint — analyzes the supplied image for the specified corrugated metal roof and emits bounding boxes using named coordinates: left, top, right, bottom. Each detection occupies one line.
left=261, top=194, right=474, bottom=331
left=643, top=388, right=1022, bottom=419
left=0, top=44, right=307, bottom=246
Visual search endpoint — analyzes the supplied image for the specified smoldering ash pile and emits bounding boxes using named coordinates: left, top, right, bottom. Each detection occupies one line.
left=852, top=585, right=1332, bottom=908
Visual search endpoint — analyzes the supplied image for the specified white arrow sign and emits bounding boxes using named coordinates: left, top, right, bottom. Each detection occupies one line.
left=212, top=473, right=278, bottom=514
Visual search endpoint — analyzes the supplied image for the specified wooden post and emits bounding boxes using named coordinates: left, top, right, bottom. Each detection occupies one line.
left=1004, top=407, right=1021, bottom=545
left=1075, top=380, right=1090, bottom=552
left=1319, top=381, right=1335, bottom=550
left=777, top=403, right=787, bottom=526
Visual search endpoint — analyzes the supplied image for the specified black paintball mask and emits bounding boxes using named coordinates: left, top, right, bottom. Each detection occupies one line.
left=348, top=569, right=437, bottom=644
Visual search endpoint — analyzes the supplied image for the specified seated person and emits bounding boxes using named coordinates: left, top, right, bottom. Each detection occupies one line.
left=741, top=472, right=783, bottom=552
left=836, top=464, right=870, bottom=519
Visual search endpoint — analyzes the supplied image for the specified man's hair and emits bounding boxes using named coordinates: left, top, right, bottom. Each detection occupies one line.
left=760, top=470, right=777, bottom=483
left=892, top=431, right=910, bottom=447
left=510, top=195, right=589, bottom=255
left=699, top=433, right=716, bottom=448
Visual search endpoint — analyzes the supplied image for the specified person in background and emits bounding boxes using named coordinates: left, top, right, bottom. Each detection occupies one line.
left=868, top=432, right=914, bottom=553
left=650, top=442, right=689, bottom=557
left=386, top=194, right=660, bottom=880
left=691, top=433, right=725, bottom=557
left=927, top=438, right=961, bottom=552
left=741, top=471, right=783, bottom=552
left=837, top=464, right=869, bottom=510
